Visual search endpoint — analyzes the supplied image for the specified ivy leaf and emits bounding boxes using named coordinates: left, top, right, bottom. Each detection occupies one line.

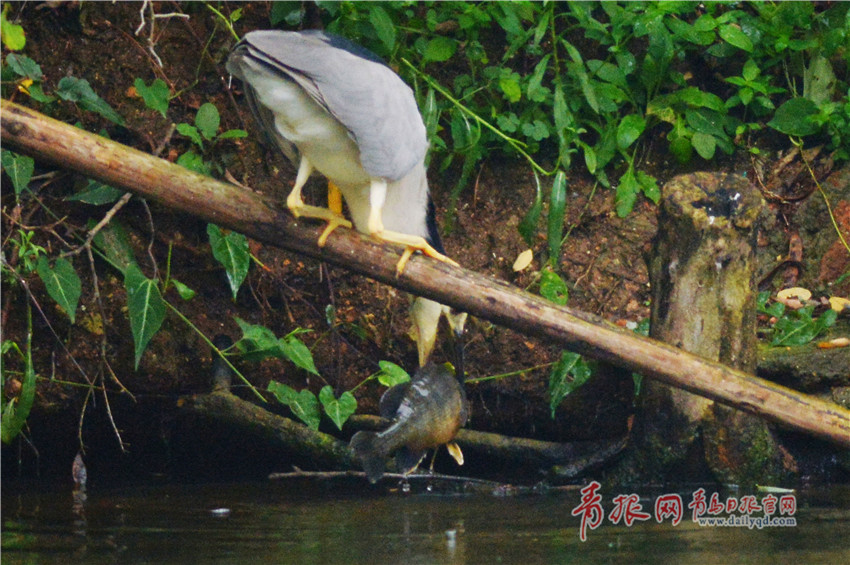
left=319, top=386, right=357, bottom=430
left=548, top=351, right=592, bottom=418
left=56, top=76, right=125, bottom=126
left=376, top=360, right=411, bottom=387
left=1, top=150, right=35, bottom=196
left=207, top=224, right=250, bottom=299
left=169, top=279, right=195, bottom=300
left=90, top=219, right=137, bottom=275
left=281, top=334, right=319, bottom=375
left=195, top=103, right=220, bottom=140
left=268, top=381, right=320, bottom=430
left=36, top=256, right=81, bottom=323
left=134, top=78, right=170, bottom=118
left=67, top=179, right=125, bottom=205
left=124, top=264, right=166, bottom=370
left=233, top=317, right=281, bottom=361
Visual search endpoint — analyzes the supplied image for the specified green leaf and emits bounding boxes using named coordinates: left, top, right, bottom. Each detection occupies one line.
left=233, top=317, right=282, bottom=361
left=90, top=219, right=137, bottom=275
left=1, top=150, right=34, bottom=196
left=582, top=143, right=598, bottom=174
left=768, top=98, right=820, bottom=136
left=56, top=76, right=125, bottom=125
left=449, top=111, right=480, bottom=153
left=540, top=267, right=569, bottom=306
left=268, top=381, right=321, bottom=430
left=547, top=171, right=567, bottom=261
left=518, top=174, right=543, bottom=247
left=1, top=318, right=36, bottom=444
left=377, top=360, right=411, bottom=387
left=741, top=59, right=760, bottom=82
left=207, top=224, right=250, bottom=299
left=548, top=351, right=592, bottom=418
left=499, top=76, right=522, bottom=103
left=691, top=131, right=716, bottom=160
left=718, top=24, right=752, bottom=52
left=319, top=386, right=357, bottom=431
left=36, top=256, right=81, bottom=323
left=170, top=279, right=196, bottom=300
left=270, top=2, right=302, bottom=26
left=0, top=5, right=25, bottom=51
left=422, top=37, right=457, bottom=63
left=67, top=179, right=125, bottom=205
left=281, top=335, right=319, bottom=375
left=6, top=53, right=42, bottom=80
left=195, top=103, right=220, bottom=140
left=176, top=150, right=211, bottom=176
left=669, top=133, right=693, bottom=164
left=637, top=170, right=660, bottom=204
left=803, top=56, right=836, bottom=106
left=616, top=169, right=639, bottom=217
left=176, top=123, right=203, bottom=148
left=124, top=263, right=166, bottom=370
left=367, top=4, right=396, bottom=53
left=23, top=82, right=56, bottom=104
left=616, top=114, right=646, bottom=149
left=218, top=129, right=247, bottom=139
left=134, top=78, right=170, bottom=118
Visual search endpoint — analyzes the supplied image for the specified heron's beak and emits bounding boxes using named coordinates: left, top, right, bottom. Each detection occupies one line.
left=446, top=309, right=467, bottom=384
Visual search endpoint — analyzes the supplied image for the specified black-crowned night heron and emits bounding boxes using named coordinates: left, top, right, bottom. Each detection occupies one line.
left=349, top=362, right=467, bottom=483
left=226, top=29, right=466, bottom=367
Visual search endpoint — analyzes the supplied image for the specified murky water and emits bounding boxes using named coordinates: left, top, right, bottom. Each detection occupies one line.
left=3, top=477, right=848, bottom=564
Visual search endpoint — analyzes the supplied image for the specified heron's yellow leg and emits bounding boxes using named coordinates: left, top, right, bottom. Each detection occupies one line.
left=286, top=158, right=351, bottom=246
left=367, top=178, right=459, bottom=275
left=317, top=182, right=349, bottom=246
left=327, top=181, right=344, bottom=215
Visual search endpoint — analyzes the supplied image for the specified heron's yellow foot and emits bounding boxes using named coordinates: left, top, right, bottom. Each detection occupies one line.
left=373, top=230, right=460, bottom=276
left=286, top=187, right=352, bottom=246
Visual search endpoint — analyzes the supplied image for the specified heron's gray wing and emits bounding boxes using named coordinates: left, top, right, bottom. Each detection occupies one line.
left=244, top=83, right=301, bottom=166
left=239, top=30, right=428, bottom=181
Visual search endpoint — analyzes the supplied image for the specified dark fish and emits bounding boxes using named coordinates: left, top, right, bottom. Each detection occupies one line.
left=350, top=362, right=468, bottom=483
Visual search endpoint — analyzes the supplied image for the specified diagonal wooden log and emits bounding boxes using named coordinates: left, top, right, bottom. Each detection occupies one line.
left=2, top=99, right=849, bottom=447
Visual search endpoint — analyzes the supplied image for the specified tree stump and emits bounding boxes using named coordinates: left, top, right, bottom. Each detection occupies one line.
left=617, top=172, right=790, bottom=486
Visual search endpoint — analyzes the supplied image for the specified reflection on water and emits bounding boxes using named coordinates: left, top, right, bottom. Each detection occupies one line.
left=2, top=478, right=849, bottom=564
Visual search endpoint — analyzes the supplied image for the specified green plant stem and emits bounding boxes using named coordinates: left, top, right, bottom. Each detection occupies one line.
left=205, top=3, right=240, bottom=42
left=401, top=58, right=556, bottom=177
left=794, top=136, right=850, bottom=256
left=164, top=300, right=266, bottom=402
left=466, top=362, right=555, bottom=384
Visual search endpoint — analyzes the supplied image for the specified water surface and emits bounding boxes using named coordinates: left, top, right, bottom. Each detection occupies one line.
left=3, top=478, right=848, bottom=564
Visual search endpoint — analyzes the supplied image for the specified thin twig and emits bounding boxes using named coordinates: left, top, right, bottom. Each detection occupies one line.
left=61, top=192, right=133, bottom=259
